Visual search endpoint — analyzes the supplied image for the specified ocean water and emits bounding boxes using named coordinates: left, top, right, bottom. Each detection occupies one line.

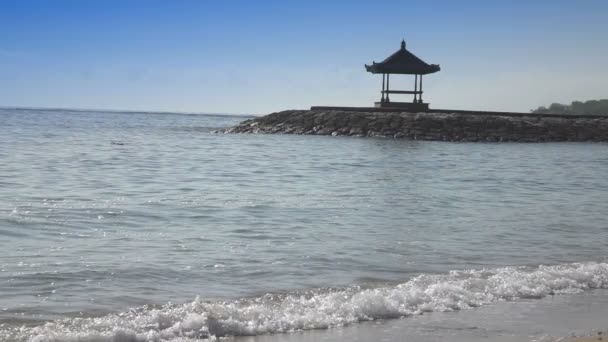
left=1, top=108, right=607, bottom=341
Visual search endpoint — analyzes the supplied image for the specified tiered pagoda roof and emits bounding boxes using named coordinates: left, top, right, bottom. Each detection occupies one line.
left=365, top=40, right=440, bottom=75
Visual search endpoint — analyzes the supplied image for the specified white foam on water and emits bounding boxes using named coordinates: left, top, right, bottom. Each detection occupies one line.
left=4, top=261, right=608, bottom=342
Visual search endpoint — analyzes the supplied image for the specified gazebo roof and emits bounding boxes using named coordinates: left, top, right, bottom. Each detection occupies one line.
left=365, top=40, right=440, bottom=75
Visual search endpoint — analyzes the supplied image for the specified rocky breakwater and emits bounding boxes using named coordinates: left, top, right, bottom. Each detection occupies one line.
left=219, top=109, right=608, bottom=142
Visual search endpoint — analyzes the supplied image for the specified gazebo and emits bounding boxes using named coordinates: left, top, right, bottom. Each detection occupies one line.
left=365, top=40, right=440, bottom=111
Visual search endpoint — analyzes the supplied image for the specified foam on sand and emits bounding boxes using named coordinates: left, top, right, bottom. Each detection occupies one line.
left=4, top=261, right=608, bottom=342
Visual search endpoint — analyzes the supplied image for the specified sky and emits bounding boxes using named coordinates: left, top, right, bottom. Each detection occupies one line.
left=0, top=0, right=607, bottom=115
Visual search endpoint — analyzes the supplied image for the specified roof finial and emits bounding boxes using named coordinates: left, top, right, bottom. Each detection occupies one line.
left=401, top=39, right=406, bottom=50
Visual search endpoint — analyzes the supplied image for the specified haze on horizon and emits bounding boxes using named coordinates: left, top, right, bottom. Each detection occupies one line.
left=1, top=0, right=607, bottom=115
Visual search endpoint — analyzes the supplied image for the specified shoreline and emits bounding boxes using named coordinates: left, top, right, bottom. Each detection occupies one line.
left=236, top=289, right=608, bottom=342
left=219, top=109, right=608, bottom=142
left=562, top=337, right=605, bottom=342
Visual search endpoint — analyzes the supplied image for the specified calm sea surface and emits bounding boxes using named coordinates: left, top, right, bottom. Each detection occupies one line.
left=1, top=108, right=607, bottom=341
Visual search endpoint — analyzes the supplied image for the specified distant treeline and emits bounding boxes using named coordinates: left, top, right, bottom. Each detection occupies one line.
left=532, top=99, right=608, bottom=115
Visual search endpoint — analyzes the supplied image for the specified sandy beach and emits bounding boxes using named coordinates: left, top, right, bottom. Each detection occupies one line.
left=561, top=337, right=604, bottom=342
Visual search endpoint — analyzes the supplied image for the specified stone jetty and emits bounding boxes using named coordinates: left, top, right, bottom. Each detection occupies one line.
left=219, top=109, right=608, bottom=142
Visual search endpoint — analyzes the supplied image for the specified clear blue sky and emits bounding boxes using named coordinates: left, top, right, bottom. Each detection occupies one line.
left=1, top=0, right=607, bottom=114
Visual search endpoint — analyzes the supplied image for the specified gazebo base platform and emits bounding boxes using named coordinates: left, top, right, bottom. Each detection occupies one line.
left=375, top=101, right=429, bottom=111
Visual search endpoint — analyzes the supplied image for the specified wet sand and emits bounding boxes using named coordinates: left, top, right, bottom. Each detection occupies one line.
left=561, top=337, right=604, bottom=342
left=234, top=290, right=608, bottom=342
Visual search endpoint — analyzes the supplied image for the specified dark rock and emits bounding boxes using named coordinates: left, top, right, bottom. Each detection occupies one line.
left=216, top=110, right=608, bottom=142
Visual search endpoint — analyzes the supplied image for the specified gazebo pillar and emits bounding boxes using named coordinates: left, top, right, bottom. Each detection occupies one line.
left=419, top=75, right=423, bottom=103
left=386, top=74, right=390, bottom=102
left=381, top=73, right=385, bottom=102
left=414, top=74, right=418, bottom=103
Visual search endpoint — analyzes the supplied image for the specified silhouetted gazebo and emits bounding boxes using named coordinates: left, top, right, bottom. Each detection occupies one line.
left=365, top=40, right=440, bottom=111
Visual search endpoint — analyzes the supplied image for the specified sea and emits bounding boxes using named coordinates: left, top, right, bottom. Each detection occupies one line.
left=1, top=107, right=607, bottom=342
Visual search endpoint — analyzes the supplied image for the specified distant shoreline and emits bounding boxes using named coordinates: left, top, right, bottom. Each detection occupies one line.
left=220, top=108, right=608, bottom=142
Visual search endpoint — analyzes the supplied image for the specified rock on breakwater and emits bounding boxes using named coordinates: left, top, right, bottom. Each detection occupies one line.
left=219, top=109, right=608, bottom=142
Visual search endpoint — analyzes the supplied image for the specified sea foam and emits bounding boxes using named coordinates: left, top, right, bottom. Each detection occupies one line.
left=5, top=261, right=608, bottom=342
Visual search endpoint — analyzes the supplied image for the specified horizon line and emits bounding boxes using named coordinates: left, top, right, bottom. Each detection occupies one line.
left=0, top=104, right=259, bottom=118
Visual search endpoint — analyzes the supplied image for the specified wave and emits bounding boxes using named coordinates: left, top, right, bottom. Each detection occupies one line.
left=5, top=261, right=608, bottom=342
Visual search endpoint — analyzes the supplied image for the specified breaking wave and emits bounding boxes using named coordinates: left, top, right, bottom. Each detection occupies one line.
left=5, top=261, right=608, bottom=342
